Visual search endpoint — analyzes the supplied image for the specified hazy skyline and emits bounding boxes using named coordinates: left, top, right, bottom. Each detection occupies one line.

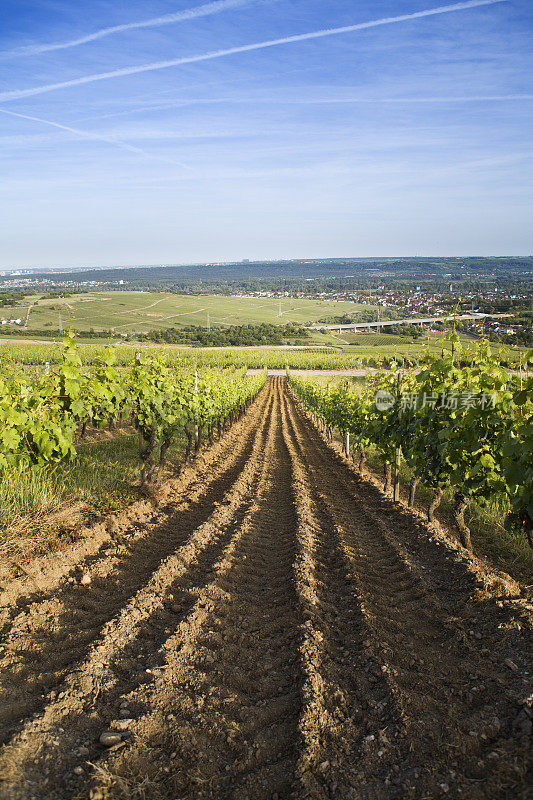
left=1, top=0, right=532, bottom=267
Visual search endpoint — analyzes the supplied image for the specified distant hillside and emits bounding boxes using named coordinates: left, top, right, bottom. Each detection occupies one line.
left=5, top=256, right=533, bottom=292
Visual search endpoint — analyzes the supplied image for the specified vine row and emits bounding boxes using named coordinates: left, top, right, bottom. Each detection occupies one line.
left=0, top=335, right=266, bottom=483
left=289, top=334, right=533, bottom=550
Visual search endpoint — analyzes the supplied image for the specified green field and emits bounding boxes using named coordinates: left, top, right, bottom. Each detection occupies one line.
left=1, top=292, right=527, bottom=367
left=8, top=292, right=376, bottom=334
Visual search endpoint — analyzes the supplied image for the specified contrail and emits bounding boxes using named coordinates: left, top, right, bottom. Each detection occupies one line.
left=0, top=108, right=193, bottom=169
left=76, top=92, right=533, bottom=122
left=2, top=0, right=258, bottom=58
left=0, top=0, right=507, bottom=103
left=296, top=94, right=533, bottom=103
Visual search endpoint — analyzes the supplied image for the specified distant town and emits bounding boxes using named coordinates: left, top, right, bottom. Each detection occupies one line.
left=0, top=257, right=531, bottom=346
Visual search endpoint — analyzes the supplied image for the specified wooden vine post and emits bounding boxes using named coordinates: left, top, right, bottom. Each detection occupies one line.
left=393, top=371, right=402, bottom=502
left=393, top=447, right=401, bottom=502
left=194, top=370, right=200, bottom=450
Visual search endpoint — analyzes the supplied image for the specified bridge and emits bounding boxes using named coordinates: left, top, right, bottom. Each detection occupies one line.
left=308, top=313, right=513, bottom=332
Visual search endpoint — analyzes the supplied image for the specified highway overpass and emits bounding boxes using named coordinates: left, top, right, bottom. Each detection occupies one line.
left=308, top=313, right=513, bottom=332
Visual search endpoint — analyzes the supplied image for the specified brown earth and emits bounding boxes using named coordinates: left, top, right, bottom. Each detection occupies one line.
left=0, top=378, right=531, bottom=800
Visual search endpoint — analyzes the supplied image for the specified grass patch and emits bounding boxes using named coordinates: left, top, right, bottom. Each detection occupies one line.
left=0, top=430, right=186, bottom=560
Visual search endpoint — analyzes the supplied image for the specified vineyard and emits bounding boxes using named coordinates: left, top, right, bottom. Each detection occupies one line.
left=0, top=340, right=387, bottom=370
left=289, top=333, right=533, bottom=552
left=1, top=334, right=530, bottom=371
left=0, top=335, right=266, bottom=481
left=0, top=340, right=531, bottom=800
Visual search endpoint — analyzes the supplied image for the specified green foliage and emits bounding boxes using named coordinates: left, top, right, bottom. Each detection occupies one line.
left=290, top=335, right=533, bottom=544
left=0, top=335, right=267, bottom=480
left=503, top=367, right=533, bottom=539
left=139, top=322, right=309, bottom=347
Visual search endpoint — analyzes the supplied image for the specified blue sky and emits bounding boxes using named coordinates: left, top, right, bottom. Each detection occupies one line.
left=1, top=0, right=532, bottom=268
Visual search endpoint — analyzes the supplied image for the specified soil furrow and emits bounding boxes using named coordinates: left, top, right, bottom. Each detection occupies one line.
left=79, top=376, right=304, bottom=800
left=0, top=388, right=278, bottom=794
left=280, top=391, right=402, bottom=800
left=0, top=378, right=530, bottom=800
left=0, top=383, right=270, bottom=620
left=293, top=388, right=525, bottom=609
left=286, top=382, right=532, bottom=798
left=0, top=389, right=274, bottom=751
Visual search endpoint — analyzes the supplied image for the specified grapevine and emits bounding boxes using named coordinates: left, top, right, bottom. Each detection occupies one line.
left=290, top=337, right=533, bottom=550
left=0, top=335, right=266, bottom=483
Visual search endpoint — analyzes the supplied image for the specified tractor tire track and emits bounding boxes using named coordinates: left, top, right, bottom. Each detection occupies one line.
left=280, top=391, right=401, bottom=800
left=0, top=384, right=269, bottom=617
left=0, top=378, right=530, bottom=800
left=79, top=376, right=305, bottom=800
left=0, top=385, right=273, bottom=747
left=285, top=383, right=532, bottom=799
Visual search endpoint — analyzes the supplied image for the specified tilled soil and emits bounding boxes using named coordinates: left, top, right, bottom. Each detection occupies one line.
left=0, top=378, right=531, bottom=800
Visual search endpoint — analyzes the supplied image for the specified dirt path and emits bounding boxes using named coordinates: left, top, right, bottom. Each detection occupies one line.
left=0, top=379, right=531, bottom=799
